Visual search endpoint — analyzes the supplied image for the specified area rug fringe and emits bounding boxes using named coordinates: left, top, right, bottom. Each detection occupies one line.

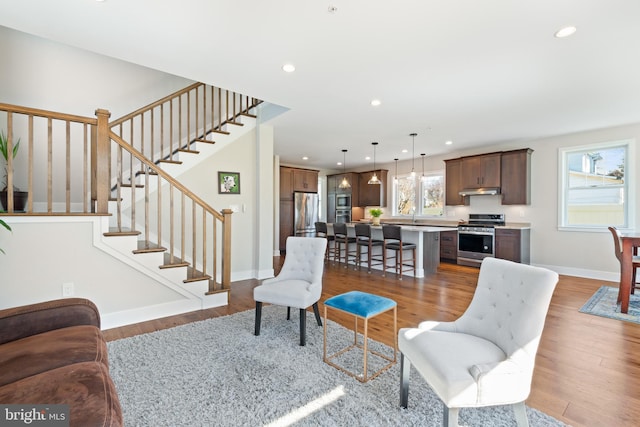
left=107, top=306, right=567, bottom=426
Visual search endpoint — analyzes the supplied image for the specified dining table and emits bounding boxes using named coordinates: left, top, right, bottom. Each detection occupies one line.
left=619, top=231, right=640, bottom=313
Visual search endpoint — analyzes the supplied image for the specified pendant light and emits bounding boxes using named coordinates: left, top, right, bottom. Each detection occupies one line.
left=394, top=158, right=399, bottom=181
left=410, top=133, right=417, bottom=177
left=368, top=142, right=381, bottom=185
left=421, top=153, right=426, bottom=177
left=338, top=149, right=351, bottom=189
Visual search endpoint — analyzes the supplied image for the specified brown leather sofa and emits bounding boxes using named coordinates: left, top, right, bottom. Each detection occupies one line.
left=0, top=298, right=123, bottom=426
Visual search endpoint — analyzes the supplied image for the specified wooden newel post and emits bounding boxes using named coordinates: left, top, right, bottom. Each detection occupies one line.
left=93, top=109, right=111, bottom=214
left=221, top=209, right=233, bottom=289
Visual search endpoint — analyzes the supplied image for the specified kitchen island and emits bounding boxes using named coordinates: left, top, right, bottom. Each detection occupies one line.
left=328, top=223, right=458, bottom=278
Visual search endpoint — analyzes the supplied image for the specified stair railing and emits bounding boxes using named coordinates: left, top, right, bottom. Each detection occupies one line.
left=109, top=131, right=232, bottom=292
left=109, top=83, right=261, bottom=172
left=0, top=103, right=108, bottom=214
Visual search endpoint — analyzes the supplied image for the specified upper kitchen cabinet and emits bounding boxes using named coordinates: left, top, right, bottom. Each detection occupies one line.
left=444, top=158, right=467, bottom=206
left=280, top=166, right=318, bottom=199
left=279, top=167, right=295, bottom=201
left=461, top=152, right=501, bottom=189
left=293, top=168, right=318, bottom=192
left=444, top=148, right=532, bottom=206
left=501, top=148, right=533, bottom=205
left=328, top=172, right=359, bottom=197
left=358, top=169, right=388, bottom=207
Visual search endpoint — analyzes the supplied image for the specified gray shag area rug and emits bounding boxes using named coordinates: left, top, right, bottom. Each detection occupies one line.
left=107, top=306, right=567, bottom=427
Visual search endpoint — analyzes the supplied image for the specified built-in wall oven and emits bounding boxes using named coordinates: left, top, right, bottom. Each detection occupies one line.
left=335, top=209, right=351, bottom=223
left=457, top=214, right=505, bottom=267
left=336, top=194, right=351, bottom=209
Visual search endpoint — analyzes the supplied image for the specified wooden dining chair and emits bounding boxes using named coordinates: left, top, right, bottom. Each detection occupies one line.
left=608, top=226, right=640, bottom=301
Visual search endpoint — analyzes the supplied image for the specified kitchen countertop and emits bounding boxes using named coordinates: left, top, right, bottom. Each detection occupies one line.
left=357, top=219, right=531, bottom=230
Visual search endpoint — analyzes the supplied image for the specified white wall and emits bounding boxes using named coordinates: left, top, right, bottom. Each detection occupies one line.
left=0, top=218, right=189, bottom=319
left=177, top=123, right=275, bottom=281
left=0, top=25, right=192, bottom=118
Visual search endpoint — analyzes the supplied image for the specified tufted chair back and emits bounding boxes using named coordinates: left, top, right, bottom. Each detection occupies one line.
left=453, top=257, right=558, bottom=376
left=275, top=237, right=327, bottom=298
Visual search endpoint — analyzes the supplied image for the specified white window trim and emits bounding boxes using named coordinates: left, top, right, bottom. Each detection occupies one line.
left=392, top=170, right=445, bottom=218
left=557, top=138, right=635, bottom=232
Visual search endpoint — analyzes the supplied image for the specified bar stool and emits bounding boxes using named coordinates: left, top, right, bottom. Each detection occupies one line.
left=354, top=223, right=384, bottom=273
left=333, top=222, right=357, bottom=267
left=382, top=225, right=416, bottom=280
left=315, top=222, right=336, bottom=262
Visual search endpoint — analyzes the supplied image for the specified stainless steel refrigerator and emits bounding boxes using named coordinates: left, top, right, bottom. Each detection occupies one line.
left=294, top=192, right=319, bottom=237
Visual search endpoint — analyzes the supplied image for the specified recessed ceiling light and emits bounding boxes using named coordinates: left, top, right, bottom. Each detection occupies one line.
left=402, top=149, right=408, bottom=153
left=555, top=26, right=577, bottom=38
left=282, top=64, right=296, bottom=73
left=371, top=99, right=381, bottom=106
left=365, top=156, right=371, bottom=160
left=302, top=156, right=309, bottom=160
left=337, top=162, right=343, bottom=166
left=445, top=140, right=453, bottom=145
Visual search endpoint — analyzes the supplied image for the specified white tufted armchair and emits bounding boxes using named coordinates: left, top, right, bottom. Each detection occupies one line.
left=398, top=257, right=559, bottom=427
left=254, top=236, right=327, bottom=346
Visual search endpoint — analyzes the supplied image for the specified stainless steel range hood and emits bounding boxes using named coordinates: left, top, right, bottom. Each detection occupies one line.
left=458, top=187, right=501, bottom=196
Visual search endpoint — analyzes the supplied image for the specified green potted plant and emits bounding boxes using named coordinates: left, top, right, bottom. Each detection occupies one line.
left=0, top=130, right=28, bottom=212
left=369, top=208, right=383, bottom=226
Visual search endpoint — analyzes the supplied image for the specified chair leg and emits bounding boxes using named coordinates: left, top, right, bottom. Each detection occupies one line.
left=512, top=401, right=530, bottom=427
left=299, top=308, right=306, bottom=346
left=287, top=306, right=291, bottom=320
left=312, top=302, right=322, bottom=326
left=443, top=406, right=459, bottom=427
left=254, top=301, right=262, bottom=336
left=382, top=246, right=387, bottom=277
left=400, top=353, right=411, bottom=408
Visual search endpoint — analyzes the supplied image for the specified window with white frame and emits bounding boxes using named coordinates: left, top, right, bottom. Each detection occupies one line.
left=393, top=171, right=444, bottom=217
left=558, top=139, right=634, bottom=230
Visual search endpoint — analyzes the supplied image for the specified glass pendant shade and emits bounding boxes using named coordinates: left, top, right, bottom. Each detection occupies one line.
left=338, top=149, right=351, bottom=189
left=368, top=141, right=381, bottom=185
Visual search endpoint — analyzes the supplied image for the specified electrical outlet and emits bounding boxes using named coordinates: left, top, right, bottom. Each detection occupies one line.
left=62, top=282, right=74, bottom=297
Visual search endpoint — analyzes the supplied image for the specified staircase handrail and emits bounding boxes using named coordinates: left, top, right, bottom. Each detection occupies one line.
left=109, top=130, right=232, bottom=290
left=109, top=130, right=224, bottom=221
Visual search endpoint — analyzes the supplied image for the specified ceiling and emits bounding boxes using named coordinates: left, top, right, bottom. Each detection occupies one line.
left=2, top=0, right=640, bottom=171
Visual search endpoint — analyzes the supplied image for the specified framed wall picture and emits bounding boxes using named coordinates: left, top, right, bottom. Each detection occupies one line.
left=218, top=171, right=241, bottom=194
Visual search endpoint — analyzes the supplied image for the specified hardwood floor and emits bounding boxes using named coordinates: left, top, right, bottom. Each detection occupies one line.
left=103, top=259, right=640, bottom=427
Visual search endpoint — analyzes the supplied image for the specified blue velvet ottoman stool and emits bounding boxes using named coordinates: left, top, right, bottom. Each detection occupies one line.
left=323, top=290, right=397, bottom=382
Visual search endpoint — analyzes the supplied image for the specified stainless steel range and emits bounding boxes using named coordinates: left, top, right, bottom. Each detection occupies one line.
left=457, top=214, right=505, bottom=267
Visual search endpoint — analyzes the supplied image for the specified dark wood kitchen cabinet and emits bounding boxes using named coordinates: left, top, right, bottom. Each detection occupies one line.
left=279, top=200, right=294, bottom=252
left=501, top=148, right=533, bottom=205
left=440, top=230, right=458, bottom=263
left=279, top=167, right=294, bottom=200
left=357, top=169, right=388, bottom=207
left=444, top=158, right=467, bottom=206
left=293, top=169, right=318, bottom=192
left=461, top=152, right=501, bottom=189
left=495, top=228, right=530, bottom=264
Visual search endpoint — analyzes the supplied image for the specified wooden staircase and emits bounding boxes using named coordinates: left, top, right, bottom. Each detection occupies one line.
left=0, top=83, right=261, bottom=308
